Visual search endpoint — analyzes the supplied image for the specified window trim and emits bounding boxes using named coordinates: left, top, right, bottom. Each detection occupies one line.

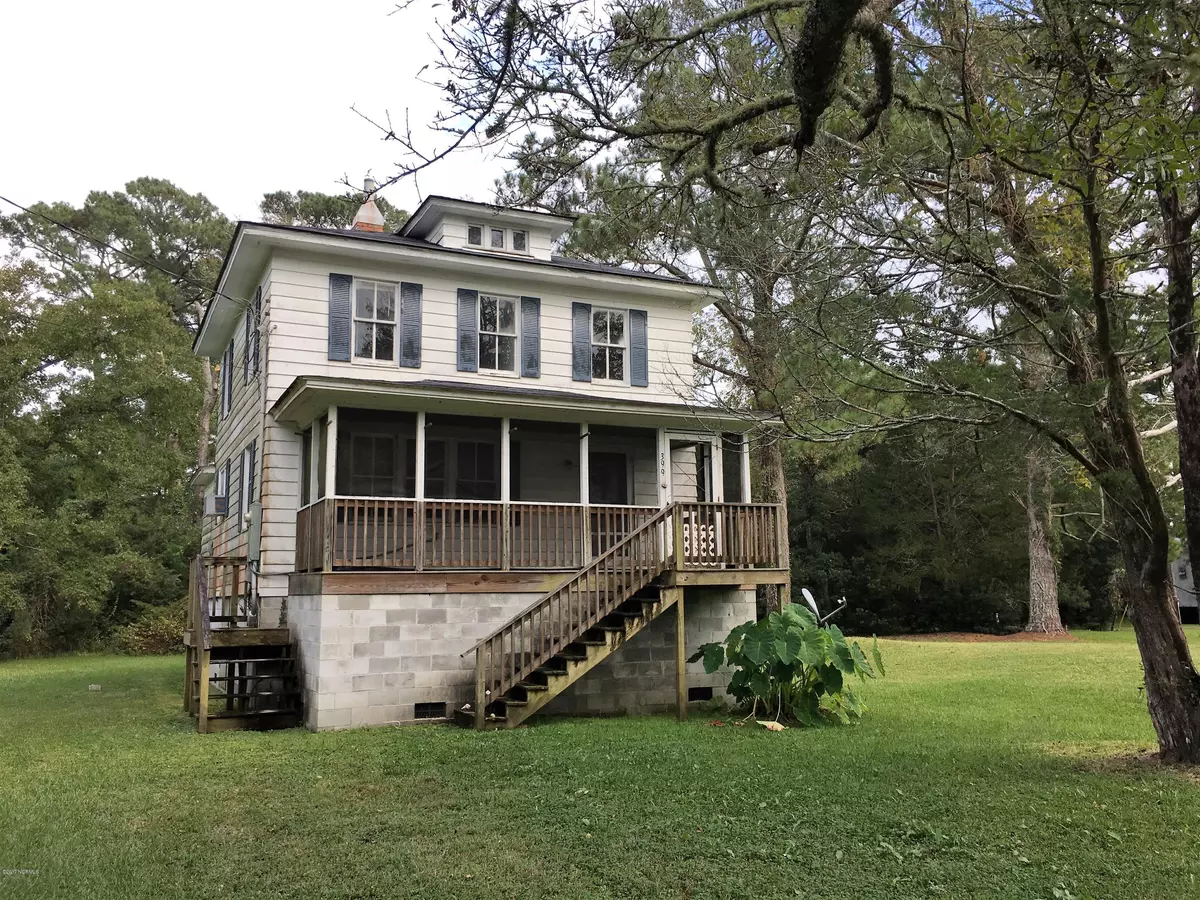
left=467, top=223, right=483, bottom=246
left=477, top=292, right=520, bottom=376
left=590, top=307, right=628, bottom=384
left=351, top=278, right=400, bottom=365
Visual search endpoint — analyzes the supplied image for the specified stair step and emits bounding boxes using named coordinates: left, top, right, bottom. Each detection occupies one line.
left=595, top=624, right=625, bottom=632
left=501, top=698, right=528, bottom=707
left=576, top=638, right=607, bottom=646
left=537, top=665, right=568, bottom=677
left=204, top=657, right=296, bottom=665
left=517, top=681, right=548, bottom=692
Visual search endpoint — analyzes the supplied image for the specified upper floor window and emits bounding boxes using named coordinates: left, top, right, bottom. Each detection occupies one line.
left=479, top=293, right=517, bottom=372
left=592, top=309, right=626, bottom=381
left=354, top=279, right=397, bottom=362
left=467, top=224, right=529, bottom=255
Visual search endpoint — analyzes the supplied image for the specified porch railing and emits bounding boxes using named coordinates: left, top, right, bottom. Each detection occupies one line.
left=295, top=498, right=781, bottom=574
left=186, top=555, right=254, bottom=640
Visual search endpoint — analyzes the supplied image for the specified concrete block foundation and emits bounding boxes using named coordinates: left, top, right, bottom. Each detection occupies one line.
left=288, top=586, right=755, bottom=730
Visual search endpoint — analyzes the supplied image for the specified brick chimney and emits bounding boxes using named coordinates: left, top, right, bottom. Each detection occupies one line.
left=350, top=176, right=386, bottom=232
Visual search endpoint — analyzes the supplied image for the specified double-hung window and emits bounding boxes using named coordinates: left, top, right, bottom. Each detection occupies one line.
left=353, top=280, right=397, bottom=362
left=479, top=293, right=517, bottom=372
left=591, top=309, right=626, bottom=381
left=348, top=433, right=397, bottom=496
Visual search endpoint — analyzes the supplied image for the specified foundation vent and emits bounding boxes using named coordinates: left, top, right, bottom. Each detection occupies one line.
left=414, top=702, right=447, bottom=720
left=687, top=686, right=714, bottom=703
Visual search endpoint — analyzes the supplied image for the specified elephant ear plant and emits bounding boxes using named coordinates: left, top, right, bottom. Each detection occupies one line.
left=690, top=604, right=885, bottom=726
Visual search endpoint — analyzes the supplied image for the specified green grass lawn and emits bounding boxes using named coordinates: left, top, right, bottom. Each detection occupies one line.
left=2, top=630, right=1198, bottom=900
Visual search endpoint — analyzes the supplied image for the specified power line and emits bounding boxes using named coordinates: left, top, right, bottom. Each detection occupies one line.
left=0, top=192, right=244, bottom=308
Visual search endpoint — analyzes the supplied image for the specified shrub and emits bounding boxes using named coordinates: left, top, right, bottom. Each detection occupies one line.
left=113, top=603, right=186, bottom=655
left=690, top=604, right=884, bottom=726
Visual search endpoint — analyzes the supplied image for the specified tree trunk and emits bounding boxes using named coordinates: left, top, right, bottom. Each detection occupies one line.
left=196, top=359, right=216, bottom=471
left=1159, top=185, right=1200, bottom=592
left=755, top=431, right=790, bottom=615
left=1025, top=444, right=1064, bottom=633
left=193, top=299, right=217, bottom=490
left=1116, top=512, right=1200, bottom=762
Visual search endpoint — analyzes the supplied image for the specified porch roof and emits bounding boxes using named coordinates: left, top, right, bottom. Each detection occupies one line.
left=270, top=375, right=772, bottom=432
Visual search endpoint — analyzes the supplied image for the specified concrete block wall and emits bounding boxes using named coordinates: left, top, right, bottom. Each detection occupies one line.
left=544, top=587, right=755, bottom=716
left=287, top=586, right=755, bottom=731
left=288, top=590, right=542, bottom=730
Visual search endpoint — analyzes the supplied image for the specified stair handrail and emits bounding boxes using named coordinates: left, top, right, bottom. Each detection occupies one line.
left=465, top=503, right=679, bottom=715
left=465, top=502, right=677, bottom=656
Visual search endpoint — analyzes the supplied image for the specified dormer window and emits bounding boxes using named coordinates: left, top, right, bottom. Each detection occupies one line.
left=466, top=223, right=531, bottom=255
left=354, top=279, right=397, bottom=362
left=592, top=309, right=626, bottom=381
left=479, top=293, right=517, bottom=372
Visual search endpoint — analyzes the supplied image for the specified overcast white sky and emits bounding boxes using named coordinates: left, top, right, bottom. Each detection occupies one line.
left=1, top=1, right=501, bottom=221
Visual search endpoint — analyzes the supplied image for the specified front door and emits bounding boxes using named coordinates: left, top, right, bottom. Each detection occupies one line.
left=666, top=434, right=722, bottom=565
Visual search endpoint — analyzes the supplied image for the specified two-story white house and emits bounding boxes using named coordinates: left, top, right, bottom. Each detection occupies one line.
left=189, top=188, right=786, bottom=732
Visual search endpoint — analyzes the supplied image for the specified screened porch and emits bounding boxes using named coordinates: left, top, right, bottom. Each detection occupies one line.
left=294, top=408, right=765, bottom=573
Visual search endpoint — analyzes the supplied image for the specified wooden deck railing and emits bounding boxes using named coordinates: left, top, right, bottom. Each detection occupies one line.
left=468, top=504, right=678, bottom=723
left=186, top=555, right=253, bottom=640
left=294, top=498, right=781, bottom=574
left=676, top=503, right=781, bottom=569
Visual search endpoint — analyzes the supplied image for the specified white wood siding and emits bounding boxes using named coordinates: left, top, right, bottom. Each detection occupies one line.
left=206, top=248, right=702, bottom=591
left=265, top=251, right=695, bottom=406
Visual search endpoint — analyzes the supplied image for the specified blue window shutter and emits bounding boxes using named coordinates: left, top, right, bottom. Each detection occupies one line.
left=520, top=296, right=540, bottom=377
left=243, top=306, right=250, bottom=384
left=224, top=340, right=234, bottom=414
left=328, top=273, right=352, bottom=361
left=457, top=288, right=479, bottom=372
left=400, top=282, right=423, bottom=368
left=218, top=347, right=226, bottom=419
left=629, top=309, right=649, bottom=387
left=251, top=287, right=262, bottom=376
left=572, top=302, right=592, bottom=382
left=247, top=440, right=257, bottom=503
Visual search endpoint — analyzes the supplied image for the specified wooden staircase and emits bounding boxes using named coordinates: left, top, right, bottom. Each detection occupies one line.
left=184, top=556, right=302, bottom=733
left=456, top=504, right=682, bottom=730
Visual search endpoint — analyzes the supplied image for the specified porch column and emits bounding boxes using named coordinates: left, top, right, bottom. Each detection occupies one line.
left=580, top=423, right=590, bottom=563
left=656, top=428, right=670, bottom=506
left=740, top=433, right=753, bottom=503
left=322, top=406, right=338, bottom=573
left=667, top=586, right=687, bottom=722
left=324, top=406, right=338, bottom=497
left=501, top=417, right=511, bottom=570
left=710, top=435, right=724, bottom=503
left=414, top=411, right=426, bottom=571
